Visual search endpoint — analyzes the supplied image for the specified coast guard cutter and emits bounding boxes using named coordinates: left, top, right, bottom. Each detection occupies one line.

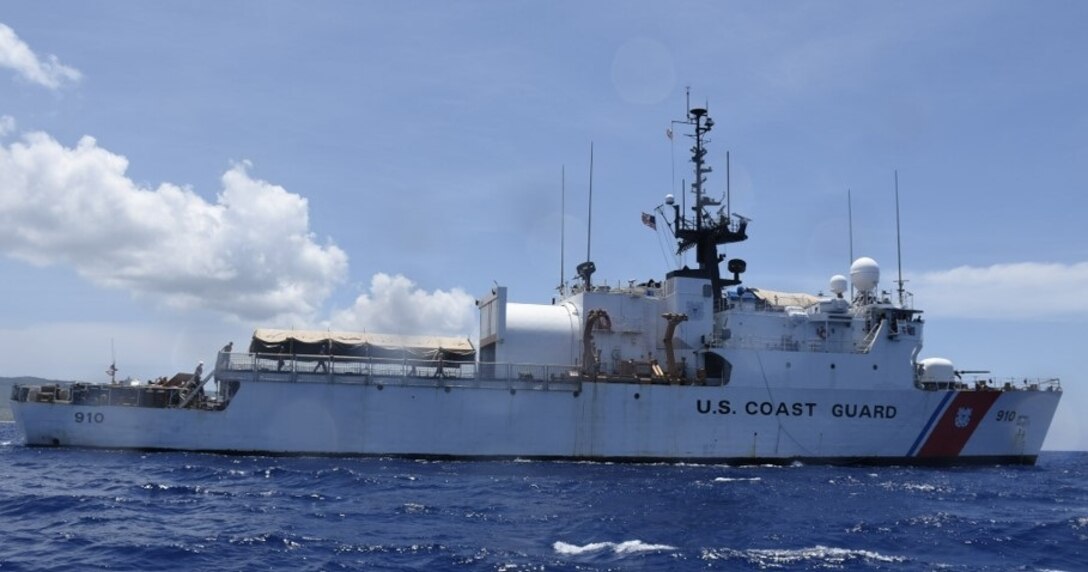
left=10, top=104, right=1062, bottom=464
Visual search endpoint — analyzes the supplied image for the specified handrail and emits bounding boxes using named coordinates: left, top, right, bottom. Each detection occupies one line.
left=959, top=376, right=1063, bottom=392
left=720, top=337, right=858, bottom=354
left=218, top=352, right=581, bottom=384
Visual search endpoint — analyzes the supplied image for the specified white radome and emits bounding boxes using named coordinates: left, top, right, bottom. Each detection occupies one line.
left=850, top=257, right=880, bottom=293
left=829, top=274, right=848, bottom=296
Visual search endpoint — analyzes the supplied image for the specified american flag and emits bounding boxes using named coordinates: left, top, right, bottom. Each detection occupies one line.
left=641, top=212, right=657, bottom=230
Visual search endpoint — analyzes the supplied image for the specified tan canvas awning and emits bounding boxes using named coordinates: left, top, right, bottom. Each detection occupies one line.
left=748, top=288, right=822, bottom=309
left=249, top=328, right=475, bottom=362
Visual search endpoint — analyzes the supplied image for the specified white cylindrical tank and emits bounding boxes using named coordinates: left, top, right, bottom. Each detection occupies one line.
left=850, top=257, right=880, bottom=293
left=499, top=302, right=579, bottom=365
left=919, top=357, right=956, bottom=383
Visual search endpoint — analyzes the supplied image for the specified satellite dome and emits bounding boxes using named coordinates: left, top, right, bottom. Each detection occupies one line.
left=665, top=194, right=675, bottom=205
left=850, top=257, right=880, bottom=293
left=829, top=275, right=848, bottom=296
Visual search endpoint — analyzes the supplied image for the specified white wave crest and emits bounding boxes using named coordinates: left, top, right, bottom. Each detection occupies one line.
left=704, top=545, right=905, bottom=566
left=553, top=540, right=676, bottom=556
left=714, top=477, right=762, bottom=483
left=881, top=480, right=946, bottom=493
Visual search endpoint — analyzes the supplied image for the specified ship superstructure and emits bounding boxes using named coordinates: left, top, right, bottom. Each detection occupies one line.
left=10, top=102, right=1062, bottom=464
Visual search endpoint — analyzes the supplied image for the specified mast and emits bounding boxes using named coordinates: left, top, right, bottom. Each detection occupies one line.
left=576, top=143, right=596, bottom=289
left=587, top=143, right=593, bottom=264
left=726, top=150, right=731, bottom=221
left=894, top=170, right=905, bottom=306
left=559, top=165, right=565, bottom=293
left=848, top=189, right=854, bottom=300
left=667, top=101, right=748, bottom=309
left=108, top=338, right=117, bottom=384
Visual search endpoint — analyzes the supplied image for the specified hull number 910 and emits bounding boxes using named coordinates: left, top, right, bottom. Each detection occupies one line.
left=75, top=412, right=105, bottom=423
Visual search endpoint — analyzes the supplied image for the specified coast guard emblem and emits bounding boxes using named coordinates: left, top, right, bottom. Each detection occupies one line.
left=954, top=407, right=973, bottom=429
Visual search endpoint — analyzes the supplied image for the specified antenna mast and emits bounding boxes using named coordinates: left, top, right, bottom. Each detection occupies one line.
left=848, top=189, right=854, bottom=299
left=667, top=92, right=748, bottom=309
left=575, top=143, right=596, bottom=289
left=726, top=150, right=731, bottom=221
left=559, top=165, right=566, bottom=293
left=587, top=142, right=593, bottom=263
left=894, top=170, right=905, bottom=307
left=108, top=338, right=117, bottom=384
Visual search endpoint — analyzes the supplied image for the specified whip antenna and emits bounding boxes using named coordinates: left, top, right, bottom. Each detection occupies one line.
left=895, top=170, right=905, bottom=307
left=558, top=165, right=566, bottom=294
left=848, top=189, right=854, bottom=299
left=576, top=143, right=596, bottom=290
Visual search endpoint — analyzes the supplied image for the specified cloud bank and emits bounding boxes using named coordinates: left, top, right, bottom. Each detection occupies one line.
left=0, top=23, right=81, bottom=89
left=330, top=273, right=476, bottom=336
left=0, top=115, right=14, bottom=137
left=0, top=130, right=347, bottom=321
left=911, top=261, right=1088, bottom=320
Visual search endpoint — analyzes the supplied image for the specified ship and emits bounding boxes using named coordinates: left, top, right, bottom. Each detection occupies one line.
left=10, top=104, right=1062, bottom=465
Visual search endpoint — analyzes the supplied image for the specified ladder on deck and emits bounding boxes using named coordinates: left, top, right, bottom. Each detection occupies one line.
left=856, top=321, right=882, bottom=353
left=176, top=373, right=212, bottom=409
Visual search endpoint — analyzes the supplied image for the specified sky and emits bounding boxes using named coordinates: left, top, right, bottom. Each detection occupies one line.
left=1, top=2, right=1086, bottom=449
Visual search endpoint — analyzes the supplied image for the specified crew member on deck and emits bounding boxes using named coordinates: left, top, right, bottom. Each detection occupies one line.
left=314, top=343, right=329, bottom=373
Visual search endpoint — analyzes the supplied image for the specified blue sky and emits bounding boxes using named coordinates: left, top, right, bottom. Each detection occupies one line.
left=1, top=2, right=1085, bottom=449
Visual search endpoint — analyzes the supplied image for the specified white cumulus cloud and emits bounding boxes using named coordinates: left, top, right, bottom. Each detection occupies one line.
left=0, top=23, right=81, bottom=89
left=910, top=261, right=1088, bottom=320
left=0, top=115, right=14, bottom=137
left=0, top=130, right=348, bottom=321
left=330, top=273, right=476, bottom=336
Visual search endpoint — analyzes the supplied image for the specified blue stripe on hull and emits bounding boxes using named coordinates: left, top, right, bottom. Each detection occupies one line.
left=907, top=391, right=954, bottom=457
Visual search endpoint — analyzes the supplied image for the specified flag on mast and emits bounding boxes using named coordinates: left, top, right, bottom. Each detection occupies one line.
left=641, top=212, right=657, bottom=230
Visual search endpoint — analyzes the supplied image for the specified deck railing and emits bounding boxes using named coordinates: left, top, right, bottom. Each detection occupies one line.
left=218, top=352, right=582, bottom=386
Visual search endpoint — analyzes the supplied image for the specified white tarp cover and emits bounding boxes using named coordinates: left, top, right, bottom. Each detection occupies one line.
left=249, top=328, right=475, bottom=361
left=748, top=288, right=822, bottom=309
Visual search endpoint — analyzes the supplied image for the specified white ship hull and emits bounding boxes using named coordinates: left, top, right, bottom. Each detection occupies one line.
left=9, top=102, right=1065, bottom=465
left=12, top=374, right=1060, bottom=464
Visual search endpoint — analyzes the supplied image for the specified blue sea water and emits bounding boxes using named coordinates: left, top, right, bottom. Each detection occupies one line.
left=1, top=422, right=1085, bottom=571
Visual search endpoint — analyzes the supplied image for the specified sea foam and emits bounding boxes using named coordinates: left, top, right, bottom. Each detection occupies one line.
left=553, top=540, right=677, bottom=556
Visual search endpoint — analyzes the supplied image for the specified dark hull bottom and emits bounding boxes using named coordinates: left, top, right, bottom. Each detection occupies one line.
left=19, top=443, right=1040, bottom=467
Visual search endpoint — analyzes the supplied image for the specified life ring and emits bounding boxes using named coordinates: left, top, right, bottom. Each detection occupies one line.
left=816, top=326, right=828, bottom=340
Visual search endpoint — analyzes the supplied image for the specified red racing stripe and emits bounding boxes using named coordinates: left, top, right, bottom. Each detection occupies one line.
left=916, top=391, right=1001, bottom=458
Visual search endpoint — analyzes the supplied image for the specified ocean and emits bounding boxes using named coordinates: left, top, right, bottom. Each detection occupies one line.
left=1, top=422, right=1085, bottom=571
